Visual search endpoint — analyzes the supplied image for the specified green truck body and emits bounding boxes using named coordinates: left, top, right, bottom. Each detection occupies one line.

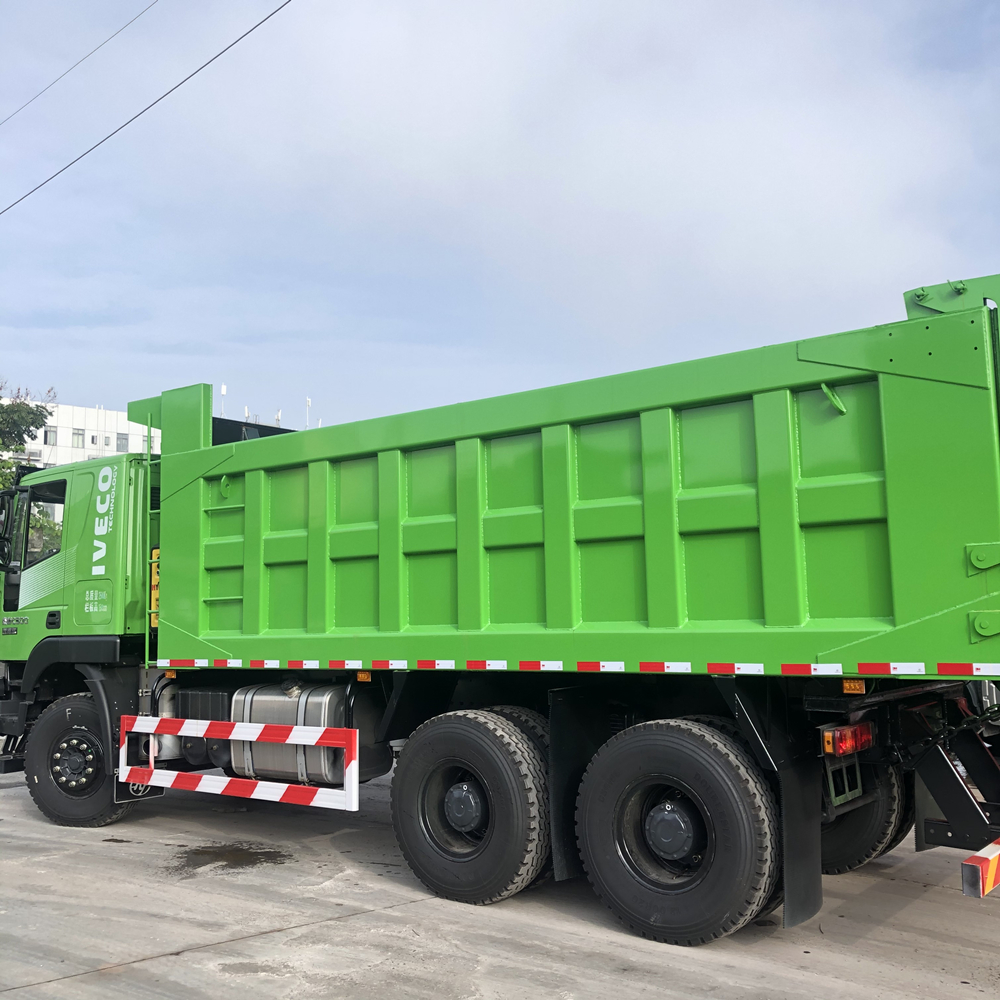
left=130, top=285, right=1000, bottom=678
left=6, top=271, right=1000, bottom=945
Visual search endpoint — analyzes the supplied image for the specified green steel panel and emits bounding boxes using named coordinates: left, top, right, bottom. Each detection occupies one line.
left=798, top=311, right=990, bottom=388
left=401, top=516, right=457, bottom=553
left=329, top=523, right=378, bottom=560
left=573, top=498, right=643, bottom=541
left=482, top=507, right=543, bottom=548
left=456, top=437, right=488, bottom=631
left=541, top=424, right=580, bottom=629
left=378, top=450, right=406, bottom=632
left=641, top=407, right=685, bottom=628
left=306, top=461, right=332, bottom=634
left=676, top=487, right=759, bottom=534
left=754, top=390, right=807, bottom=627
left=797, top=475, right=885, bottom=526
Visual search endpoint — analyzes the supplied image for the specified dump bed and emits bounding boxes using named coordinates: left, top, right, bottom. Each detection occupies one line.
left=131, top=292, right=1000, bottom=680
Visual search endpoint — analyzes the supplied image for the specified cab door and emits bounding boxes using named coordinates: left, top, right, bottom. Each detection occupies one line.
left=1, top=478, right=67, bottom=660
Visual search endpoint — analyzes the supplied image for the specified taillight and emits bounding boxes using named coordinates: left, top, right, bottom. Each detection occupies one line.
left=822, top=721, right=874, bottom=756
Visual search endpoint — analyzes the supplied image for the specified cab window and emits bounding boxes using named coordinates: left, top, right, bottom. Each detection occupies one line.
left=24, top=480, right=65, bottom=570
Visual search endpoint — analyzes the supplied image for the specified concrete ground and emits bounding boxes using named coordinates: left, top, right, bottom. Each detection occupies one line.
left=0, top=772, right=997, bottom=1000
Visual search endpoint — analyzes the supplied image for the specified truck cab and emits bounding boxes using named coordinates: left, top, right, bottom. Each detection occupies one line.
left=0, top=456, right=152, bottom=744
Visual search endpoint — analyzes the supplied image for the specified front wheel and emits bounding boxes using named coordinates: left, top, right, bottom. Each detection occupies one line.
left=24, top=694, right=134, bottom=827
left=576, top=719, right=779, bottom=946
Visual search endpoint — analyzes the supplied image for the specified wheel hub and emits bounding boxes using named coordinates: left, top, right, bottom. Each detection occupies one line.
left=643, top=799, right=698, bottom=861
left=50, top=730, right=101, bottom=796
left=444, top=780, right=485, bottom=833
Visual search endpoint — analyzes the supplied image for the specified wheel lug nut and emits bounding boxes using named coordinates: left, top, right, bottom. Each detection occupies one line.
left=69, top=739, right=78, bottom=747
left=79, top=744, right=88, bottom=751
left=52, top=753, right=61, bottom=760
left=52, top=766, right=61, bottom=773
left=58, top=777, right=66, bottom=784
left=78, top=778, right=87, bottom=785
left=85, top=755, right=93, bottom=762
left=68, top=781, right=76, bottom=787
left=85, top=768, right=93, bottom=774
left=59, top=743, right=67, bottom=750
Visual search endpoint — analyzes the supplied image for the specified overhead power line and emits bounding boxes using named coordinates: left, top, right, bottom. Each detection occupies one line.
left=0, top=0, right=293, bottom=219
left=0, top=0, right=161, bottom=129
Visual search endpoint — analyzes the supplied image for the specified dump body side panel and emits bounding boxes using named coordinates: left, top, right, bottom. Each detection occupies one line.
left=150, top=306, right=1000, bottom=679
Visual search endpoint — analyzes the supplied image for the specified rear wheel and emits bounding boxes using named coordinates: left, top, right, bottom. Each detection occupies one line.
left=576, top=719, right=779, bottom=945
left=878, top=769, right=914, bottom=858
left=821, top=763, right=902, bottom=874
left=24, top=694, right=134, bottom=827
left=391, top=710, right=549, bottom=904
left=488, top=705, right=553, bottom=886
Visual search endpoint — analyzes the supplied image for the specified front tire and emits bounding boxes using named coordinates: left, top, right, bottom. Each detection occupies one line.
left=577, top=719, right=779, bottom=946
left=391, top=710, right=549, bottom=904
left=24, top=693, right=134, bottom=827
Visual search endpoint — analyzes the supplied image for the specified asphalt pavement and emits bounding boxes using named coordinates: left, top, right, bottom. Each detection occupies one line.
left=0, top=771, right=997, bottom=999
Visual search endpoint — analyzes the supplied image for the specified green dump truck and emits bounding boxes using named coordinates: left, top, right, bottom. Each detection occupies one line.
left=5, top=272, right=1000, bottom=945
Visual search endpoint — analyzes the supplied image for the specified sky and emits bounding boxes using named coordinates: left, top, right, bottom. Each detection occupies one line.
left=2, top=0, right=1000, bottom=429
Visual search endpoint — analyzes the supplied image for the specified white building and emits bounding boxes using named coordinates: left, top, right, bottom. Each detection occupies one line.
left=21, top=403, right=161, bottom=469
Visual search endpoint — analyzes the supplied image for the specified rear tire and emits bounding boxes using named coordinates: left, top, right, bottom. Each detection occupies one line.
left=877, top=769, right=914, bottom=858
left=576, top=719, right=779, bottom=945
left=821, top=763, right=902, bottom=874
left=391, top=710, right=549, bottom=904
left=24, top=694, right=134, bottom=827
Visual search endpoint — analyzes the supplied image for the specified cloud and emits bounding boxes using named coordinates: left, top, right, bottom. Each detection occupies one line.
left=1, top=1, right=999, bottom=426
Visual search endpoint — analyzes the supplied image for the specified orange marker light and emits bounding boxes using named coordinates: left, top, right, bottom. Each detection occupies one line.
left=842, top=678, right=866, bottom=695
left=356, top=670, right=372, bottom=682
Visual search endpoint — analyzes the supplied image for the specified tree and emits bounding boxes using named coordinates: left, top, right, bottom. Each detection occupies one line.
left=0, top=382, right=54, bottom=490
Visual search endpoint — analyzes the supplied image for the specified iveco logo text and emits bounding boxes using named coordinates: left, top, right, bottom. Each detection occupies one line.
left=92, top=466, right=117, bottom=576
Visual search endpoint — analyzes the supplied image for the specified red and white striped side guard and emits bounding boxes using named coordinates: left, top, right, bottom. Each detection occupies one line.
left=118, top=715, right=359, bottom=811
left=963, top=839, right=1000, bottom=897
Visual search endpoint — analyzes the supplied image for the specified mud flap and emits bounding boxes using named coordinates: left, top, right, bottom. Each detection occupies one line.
left=779, top=756, right=824, bottom=927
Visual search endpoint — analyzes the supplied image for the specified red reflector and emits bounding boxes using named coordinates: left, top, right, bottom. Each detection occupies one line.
left=824, top=721, right=874, bottom=756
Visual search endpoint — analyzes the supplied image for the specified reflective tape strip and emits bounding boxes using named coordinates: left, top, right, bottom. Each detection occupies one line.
left=329, top=660, right=363, bottom=670
left=466, top=660, right=508, bottom=670
left=938, top=663, right=974, bottom=676
left=118, top=715, right=359, bottom=812
left=119, top=765, right=354, bottom=811
left=859, top=663, right=925, bottom=675
left=577, top=661, right=625, bottom=673
left=639, top=661, right=691, bottom=673
left=248, top=660, right=280, bottom=669
left=974, top=664, right=1000, bottom=676
left=371, top=660, right=408, bottom=670
left=417, top=660, right=455, bottom=670
left=287, top=660, right=320, bottom=669
left=708, top=663, right=764, bottom=675
left=781, top=664, right=842, bottom=676
left=212, top=659, right=242, bottom=668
